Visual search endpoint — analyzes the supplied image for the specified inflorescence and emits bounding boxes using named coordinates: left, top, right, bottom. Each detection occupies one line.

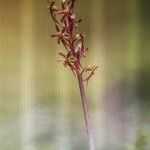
left=47, top=0, right=98, bottom=83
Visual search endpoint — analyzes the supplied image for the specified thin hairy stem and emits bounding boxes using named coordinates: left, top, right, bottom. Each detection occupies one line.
left=77, top=74, right=95, bottom=150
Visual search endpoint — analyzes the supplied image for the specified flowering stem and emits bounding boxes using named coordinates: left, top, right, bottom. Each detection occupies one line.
left=77, top=73, right=95, bottom=150
left=47, top=1, right=97, bottom=149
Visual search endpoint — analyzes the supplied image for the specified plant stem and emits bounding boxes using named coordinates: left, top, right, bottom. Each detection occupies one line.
left=77, top=74, right=95, bottom=150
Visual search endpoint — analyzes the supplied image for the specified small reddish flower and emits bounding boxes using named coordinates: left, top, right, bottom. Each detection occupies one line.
left=48, top=0, right=98, bottom=81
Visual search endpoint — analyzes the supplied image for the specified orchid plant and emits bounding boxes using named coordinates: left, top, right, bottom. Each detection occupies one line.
left=47, top=0, right=98, bottom=149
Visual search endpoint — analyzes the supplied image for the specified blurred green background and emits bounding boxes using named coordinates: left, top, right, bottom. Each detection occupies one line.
left=0, top=0, right=150, bottom=149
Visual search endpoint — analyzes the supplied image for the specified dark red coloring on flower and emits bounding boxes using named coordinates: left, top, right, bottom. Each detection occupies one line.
left=48, top=0, right=98, bottom=82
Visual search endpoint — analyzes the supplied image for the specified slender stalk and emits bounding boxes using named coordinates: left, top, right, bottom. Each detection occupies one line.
left=77, top=74, right=95, bottom=150
left=48, top=1, right=98, bottom=149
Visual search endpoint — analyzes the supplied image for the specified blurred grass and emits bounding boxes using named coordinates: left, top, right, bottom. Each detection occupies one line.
left=0, top=0, right=150, bottom=149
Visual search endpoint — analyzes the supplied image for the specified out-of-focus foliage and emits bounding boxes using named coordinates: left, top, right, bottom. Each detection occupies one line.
left=0, top=0, right=149, bottom=149
left=135, top=131, right=148, bottom=150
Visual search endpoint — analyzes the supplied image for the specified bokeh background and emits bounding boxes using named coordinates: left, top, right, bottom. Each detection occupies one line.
left=0, top=0, right=150, bottom=149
